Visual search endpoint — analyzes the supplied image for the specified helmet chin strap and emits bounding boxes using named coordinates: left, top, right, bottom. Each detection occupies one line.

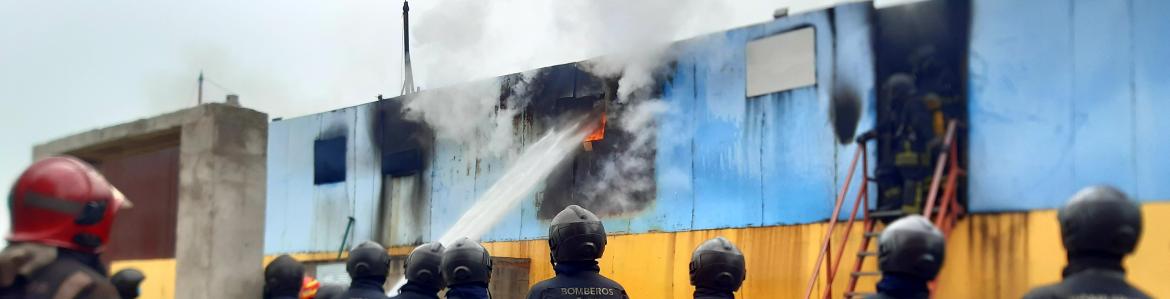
left=72, top=233, right=103, bottom=249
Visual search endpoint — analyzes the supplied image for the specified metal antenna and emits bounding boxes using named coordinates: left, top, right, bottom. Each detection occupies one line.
left=197, top=70, right=204, bottom=105
left=400, top=0, right=416, bottom=95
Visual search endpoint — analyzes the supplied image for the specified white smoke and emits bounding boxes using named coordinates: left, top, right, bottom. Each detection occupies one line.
left=556, top=0, right=718, bottom=215
left=571, top=46, right=677, bottom=215
left=402, top=70, right=538, bottom=158
left=581, top=100, right=670, bottom=214
left=580, top=47, right=675, bottom=101
left=405, top=0, right=773, bottom=220
left=402, top=79, right=502, bottom=153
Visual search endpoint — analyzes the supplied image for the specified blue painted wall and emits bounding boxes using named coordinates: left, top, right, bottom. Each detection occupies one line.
left=264, top=4, right=876, bottom=254
left=259, top=0, right=1170, bottom=254
left=967, top=0, right=1170, bottom=212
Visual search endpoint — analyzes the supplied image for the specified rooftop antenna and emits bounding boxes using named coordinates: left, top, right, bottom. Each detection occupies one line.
left=197, top=70, right=204, bottom=105
left=400, top=0, right=417, bottom=95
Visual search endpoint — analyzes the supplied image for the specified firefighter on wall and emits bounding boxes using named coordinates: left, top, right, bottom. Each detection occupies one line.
left=876, top=74, right=937, bottom=217
left=0, top=156, right=130, bottom=298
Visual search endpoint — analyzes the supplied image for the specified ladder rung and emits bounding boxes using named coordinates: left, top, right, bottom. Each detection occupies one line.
left=858, top=251, right=877, bottom=257
left=852, top=271, right=881, bottom=277
left=869, top=210, right=906, bottom=219
left=845, top=292, right=874, bottom=297
left=864, top=231, right=881, bottom=238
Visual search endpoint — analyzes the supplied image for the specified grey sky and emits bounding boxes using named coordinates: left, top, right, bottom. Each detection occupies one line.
left=0, top=0, right=876, bottom=240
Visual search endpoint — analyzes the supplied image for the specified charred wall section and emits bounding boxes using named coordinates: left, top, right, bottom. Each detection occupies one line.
left=533, top=63, right=661, bottom=219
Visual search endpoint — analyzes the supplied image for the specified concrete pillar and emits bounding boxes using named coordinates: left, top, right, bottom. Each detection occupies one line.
left=174, top=104, right=267, bottom=299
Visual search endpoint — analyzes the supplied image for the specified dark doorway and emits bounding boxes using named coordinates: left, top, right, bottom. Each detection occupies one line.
left=873, top=0, right=971, bottom=213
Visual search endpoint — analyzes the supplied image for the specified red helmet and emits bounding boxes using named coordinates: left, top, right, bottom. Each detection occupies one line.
left=7, top=156, right=130, bottom=253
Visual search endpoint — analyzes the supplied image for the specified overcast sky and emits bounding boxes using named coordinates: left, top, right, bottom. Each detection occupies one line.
left=0, top=0, right=881, bottom=240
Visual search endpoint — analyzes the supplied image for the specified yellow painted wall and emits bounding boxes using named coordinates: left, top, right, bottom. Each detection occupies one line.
left=125, top=202, right=1168, bottom=299
left=476, top=201, right=1170, bottom=298
left=480, top=222, right=881, bottom=299
left=935, top=201, right=1170, bottom=298
left=110, top=259, right=176, bottom=299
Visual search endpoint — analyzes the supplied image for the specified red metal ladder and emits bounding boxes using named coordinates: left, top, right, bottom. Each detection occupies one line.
left=806, top=120, right=965, bottom=299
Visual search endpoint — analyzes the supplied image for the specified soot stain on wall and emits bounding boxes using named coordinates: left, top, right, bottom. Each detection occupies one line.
left=371, top=97, right=435, bottom=245
left=536, top=63, right=664, bottom=220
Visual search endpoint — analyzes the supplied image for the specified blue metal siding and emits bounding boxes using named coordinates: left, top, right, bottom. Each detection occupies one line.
left=761, top=87, right=835, bottom=225
left=690, top=31, right=766, bottom=229
left=1070, top=0, right=1137, bottom=192
left=968, top=0, right=1075, bottom=212
left=1133, top=0, right=1170, bottom=201
left=310, top=109, right=355, bottom=252
left=832, top=5, right=878, bottom=214
left=350, top=105, right=382, bottom=247
left=427, top=141, right=479, bottom=242
left=264, top=120, right=291, bottom=252
left=967, top=0, right=1170, bottom=212
left=630, top=56, right=698, bottom=233
left=281, top=114, right=322, bottom=252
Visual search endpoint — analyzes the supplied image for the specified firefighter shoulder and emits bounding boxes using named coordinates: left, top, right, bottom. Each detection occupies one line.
left=315, top=284, right=346, bottom=299
left=441, top=238, right=491, bottom=299
left=689, top=237, right=746, bottom=299
left=0, top=156, right=126, bottom=299
left=339, top=241, right=391, bottom=299
left=868, top=215, right=944, bottom=299
left=391, top=242, right=445, bottom=299
left=526, top=205, right=628, bottom=299
left=1023, top=186, right=1151, bottom=299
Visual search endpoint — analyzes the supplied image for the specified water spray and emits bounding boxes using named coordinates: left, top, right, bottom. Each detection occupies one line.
left=388, top=116, right=594, bottom=294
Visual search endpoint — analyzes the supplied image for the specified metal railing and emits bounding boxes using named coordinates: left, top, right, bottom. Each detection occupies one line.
left=803, top=140, right=871, bottom=299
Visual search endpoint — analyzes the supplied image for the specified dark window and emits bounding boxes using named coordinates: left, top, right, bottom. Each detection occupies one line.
left=314, top=136, right=347, bottom=184
left=382, top=148, right=422, bottom=176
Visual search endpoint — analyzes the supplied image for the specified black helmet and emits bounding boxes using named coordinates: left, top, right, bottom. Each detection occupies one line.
left=111, top=268, right=145, bottom=299
left=264, top=255, right=305, bottom=298
left=441, top=237, right=492, bottom=286
left=405, top=242, right=446, bottom=289
left=689, top=237, right=746, bottom=292
left=1059, top=185, right=1142, bottom=256
left=346, top=241, right=391, bottom=279
left=882, top=73, right=917, bottom=104
left=548, top=205, right=607, bottom=263
left=877, top=215, right=945, bottom=280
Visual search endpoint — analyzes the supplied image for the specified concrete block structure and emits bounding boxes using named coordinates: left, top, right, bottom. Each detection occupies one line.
left=34, top=103, right=268, bottom=299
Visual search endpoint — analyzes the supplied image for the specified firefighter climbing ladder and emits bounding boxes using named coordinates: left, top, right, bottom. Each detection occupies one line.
left=805, top=120, right=965, bottom=299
